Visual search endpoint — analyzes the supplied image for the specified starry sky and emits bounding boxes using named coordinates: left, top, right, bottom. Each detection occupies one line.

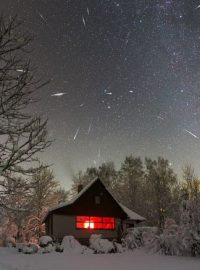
left=1, top=0, right=200, bottom=188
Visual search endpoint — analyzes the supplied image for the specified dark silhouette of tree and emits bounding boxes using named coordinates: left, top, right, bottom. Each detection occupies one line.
left=119, top=156, right=144, bottom=211
left=145, top=157, right=177, bottom=228
left=0, top=15, right=51, bottom=208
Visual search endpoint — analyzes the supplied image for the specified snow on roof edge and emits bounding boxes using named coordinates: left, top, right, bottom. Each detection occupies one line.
left=118, top=203, right=146, bottom=221
left=100, top=181, right=146, bottom=221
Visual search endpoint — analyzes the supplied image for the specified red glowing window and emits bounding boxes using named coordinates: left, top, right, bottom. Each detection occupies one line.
left=76, top=216, right=115, bottom=230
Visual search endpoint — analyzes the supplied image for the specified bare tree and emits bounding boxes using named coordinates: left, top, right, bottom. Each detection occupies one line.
left=0, top=15, right=51, bottom=206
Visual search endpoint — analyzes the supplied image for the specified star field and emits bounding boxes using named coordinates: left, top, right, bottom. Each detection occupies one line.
left=1, top=0, right=200, bottom=188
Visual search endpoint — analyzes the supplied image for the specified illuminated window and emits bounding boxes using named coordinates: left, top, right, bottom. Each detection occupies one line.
left=76, top=216, right=115, bottom=230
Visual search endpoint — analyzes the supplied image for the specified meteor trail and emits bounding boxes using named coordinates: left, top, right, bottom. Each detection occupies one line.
left=73, top=128, right=80, bottom=141
left=184, top=129, right=199, bottom=139
left=51, top=92, right=66, bottom=97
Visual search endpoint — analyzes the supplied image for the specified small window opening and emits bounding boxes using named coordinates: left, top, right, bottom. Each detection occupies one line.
left=95, top=195, right=101, bottom=204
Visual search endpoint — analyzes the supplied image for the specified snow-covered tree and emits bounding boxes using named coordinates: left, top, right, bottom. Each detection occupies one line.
left=0, top=168, right=69, bottom=242
left=1, top=177, right=32, bottom=242
left=25, top=168, right=69, bottom=238
left=146, top=198, right=200, bottom=256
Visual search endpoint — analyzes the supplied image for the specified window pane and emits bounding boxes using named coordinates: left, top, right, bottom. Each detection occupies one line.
left=90, top=216, right=102, bottom=222
left=102, top=217, right=114, bottom=223
left=76, top=216, right=89, bottom=222
left=76, top=222, right=84, bottom=228
left=102, top=223, right=115, bottom=229
left=93, top=223, right=103, bottom=229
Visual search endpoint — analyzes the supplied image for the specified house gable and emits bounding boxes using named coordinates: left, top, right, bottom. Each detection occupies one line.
left=50, top=178, right=127, bottom=219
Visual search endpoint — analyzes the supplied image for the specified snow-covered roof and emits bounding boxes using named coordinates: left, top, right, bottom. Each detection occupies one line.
left=118, top=203, right=146, bottom=221
left=47, top=178, right=97, bottom=212
left=43, top=178, right=145, bottom=222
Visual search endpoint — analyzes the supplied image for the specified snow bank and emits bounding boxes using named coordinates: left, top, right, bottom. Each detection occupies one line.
left=22, top=243, right=38, bottom=254
left=0, top=247, right=200, bottom=270
left=61, top=236, right=93, bottom=254
left=89, top=234, right=114, bottom=253
left=123, top=226, right=158, bottom=250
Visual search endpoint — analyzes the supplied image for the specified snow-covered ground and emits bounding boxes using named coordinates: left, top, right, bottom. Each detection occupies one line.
left=0, top=248, right=200, bottom=270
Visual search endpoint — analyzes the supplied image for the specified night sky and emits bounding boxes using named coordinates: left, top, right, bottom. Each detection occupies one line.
left=1, top=0, right=200, bottom=188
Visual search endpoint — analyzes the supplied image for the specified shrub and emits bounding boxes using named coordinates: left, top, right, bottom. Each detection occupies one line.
left=38, top=244, right=54, bottom=254
left=5, top=236, right=16, bottom=248
left=22, top=243, right=39, bottom=254
left=55, top=244, right=64, bottom=253
left=89, top=234, right=115, bottom=253
left=122, top=227, right=158, bottom=250
left=61, top=236, right=93, bottom=254
left=39, top=235, right=53, bottom=247
left=145, top=218, right=200, bottom=256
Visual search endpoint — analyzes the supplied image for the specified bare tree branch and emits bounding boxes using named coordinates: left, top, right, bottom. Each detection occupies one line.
left=0, top=15, right=52, bottom=208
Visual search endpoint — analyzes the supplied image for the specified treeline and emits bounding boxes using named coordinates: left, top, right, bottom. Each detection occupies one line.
left=1, top=156, right=200, bottom=243
left=71, top=156, right=200, bottom=228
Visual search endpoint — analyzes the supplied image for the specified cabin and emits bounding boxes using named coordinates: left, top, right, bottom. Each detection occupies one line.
left=43, top=178, right=145, bottom=243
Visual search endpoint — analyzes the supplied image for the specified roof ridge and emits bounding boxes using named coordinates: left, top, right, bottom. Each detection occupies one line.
left=46, top=178, right=99, bottom=213
left=43, top=177, right=145, bottom=222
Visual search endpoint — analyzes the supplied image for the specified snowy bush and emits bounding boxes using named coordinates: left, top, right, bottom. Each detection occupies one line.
left=17, top=243, right=26, bottom=252
left=144, top=197, right=200, bottom=257
left=191, top=235, right=200, bottom=257
left=122, top=228, right=143, bottom=249
left=5, top=236, right=16, bottom=248
left=22, top=243, right=39, bottom=254
left=146, top=218, right=200, bottom=256
left=113, top=241, right=126, bottom=253
left=89, top=234, right=115, bottom=253
left=179, top=198, right=200, bottom=256
left=55, top=244, right=64, bottom=253
left=22, top=246, right=34, bottom=254
left=142, top=228, right=158, bottom=248
left=61, top=236, right=93, bottom=254
left=38, top=244, right=54, bottom=254
left=145, top=219, right=183, bottom=255
left=122, top=227, right=158, bottom=250
left=39, top=235, right=53, bottom=247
